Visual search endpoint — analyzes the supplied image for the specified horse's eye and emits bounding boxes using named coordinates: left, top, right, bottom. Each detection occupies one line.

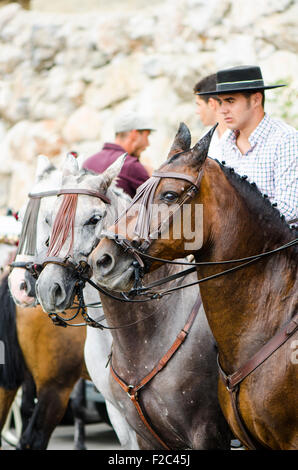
left=86, top=215, right=102, bottom=226
left=161, top=191, right=179, bottom=203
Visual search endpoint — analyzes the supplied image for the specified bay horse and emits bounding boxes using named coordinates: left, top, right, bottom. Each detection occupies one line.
left=90, top=123, right=298, bottom=450
left=34, top=153, right=231, bottom=449
left=0, top=272, right=91, bottom=450
left=8, top=154, right=139, bottom=450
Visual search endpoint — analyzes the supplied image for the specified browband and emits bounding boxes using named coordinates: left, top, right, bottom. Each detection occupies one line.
left=57, top=189, right=111, bottom=204
left=151, top=171, right=201, bottom=188
left=29, top=188, right=110, bottom=204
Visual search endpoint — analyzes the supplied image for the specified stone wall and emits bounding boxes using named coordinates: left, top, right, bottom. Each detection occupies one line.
left=0, top=0, right=297, bottom=212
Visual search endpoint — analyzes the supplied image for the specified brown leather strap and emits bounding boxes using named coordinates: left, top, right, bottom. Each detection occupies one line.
left=229, top=387, right=259, bottom=450
left=110, top=359, right=171, bottom=449
left=29, top=188, right=110, bottom=203
left=220, top=312, right=298, bottom=391
left=218, top=312, right=298, bottom=449
left=110, top=294, right=202, bottom=449
left=57, top=188, right=111, bottom=204
left=152, top=170, right=202, bottom=189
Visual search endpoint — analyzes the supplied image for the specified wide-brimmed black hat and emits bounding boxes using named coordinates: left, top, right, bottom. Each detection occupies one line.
left=196, top=65, right=286, bottom=96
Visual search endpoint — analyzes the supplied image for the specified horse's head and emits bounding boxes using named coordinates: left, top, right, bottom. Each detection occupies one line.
left=89, top=123, right=217, bottom=291
left=8, top=155, right=62, bottom=306
left=35, top=153, right=130, bottom=313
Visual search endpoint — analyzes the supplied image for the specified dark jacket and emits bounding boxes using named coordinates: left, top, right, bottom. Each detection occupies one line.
left=83, top=143, right=149, bottom=198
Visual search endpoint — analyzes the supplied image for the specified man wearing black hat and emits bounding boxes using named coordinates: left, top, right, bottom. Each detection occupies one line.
left=195, top=65, right=297, bottom=222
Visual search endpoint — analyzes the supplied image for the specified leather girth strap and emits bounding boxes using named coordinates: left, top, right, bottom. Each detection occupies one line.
left=218, top=312, right=298, bottom=450
left=110, top=294, right=202, bottom=450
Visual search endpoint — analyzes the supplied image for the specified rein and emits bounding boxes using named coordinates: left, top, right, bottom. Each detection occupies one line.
left=217, top=312, right=298, bottom=450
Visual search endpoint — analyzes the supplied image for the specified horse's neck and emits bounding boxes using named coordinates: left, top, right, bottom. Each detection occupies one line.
left=197, top=170, right=296, bottom=372
left=100, top=263, right=196, bottom=379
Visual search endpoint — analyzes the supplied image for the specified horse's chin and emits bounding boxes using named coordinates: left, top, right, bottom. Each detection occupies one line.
left=35, top=275, right=77, bottom=314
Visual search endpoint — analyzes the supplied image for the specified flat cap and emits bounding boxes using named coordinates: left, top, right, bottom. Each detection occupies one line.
left=114, top=111, right=156, bottom=133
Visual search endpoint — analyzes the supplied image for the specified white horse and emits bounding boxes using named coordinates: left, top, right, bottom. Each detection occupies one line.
left=8, top=154, right=139, bottom=449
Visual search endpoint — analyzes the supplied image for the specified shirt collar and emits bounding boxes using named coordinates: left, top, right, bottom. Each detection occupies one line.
left=103, top=142, right=126, bottom=152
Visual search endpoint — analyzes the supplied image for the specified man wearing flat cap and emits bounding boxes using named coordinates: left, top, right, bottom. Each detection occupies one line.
left=83, top=111, right=155, bottom=198
left=196, top=65, right=297, bottom=222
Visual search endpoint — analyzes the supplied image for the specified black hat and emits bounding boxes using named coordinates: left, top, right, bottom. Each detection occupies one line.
left=196, top=65, right=286, bottom=96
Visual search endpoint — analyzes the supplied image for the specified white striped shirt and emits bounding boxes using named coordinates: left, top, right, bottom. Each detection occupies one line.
left=221, top=113, right=298, bottom=221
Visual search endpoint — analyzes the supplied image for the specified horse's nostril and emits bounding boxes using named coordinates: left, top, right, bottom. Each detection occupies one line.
left=20, top=281, right=27, bottom=291
left=52, top=282, right=62, bottom=299
left=97, top=253, right=113, bottom=270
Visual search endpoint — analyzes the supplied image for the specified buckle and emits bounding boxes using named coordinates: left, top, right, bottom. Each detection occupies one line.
left=127, top=385, right=137, bottom=399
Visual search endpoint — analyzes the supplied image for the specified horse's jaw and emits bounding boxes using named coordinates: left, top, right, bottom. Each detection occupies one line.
left=90, top=237, right=136, bottom=292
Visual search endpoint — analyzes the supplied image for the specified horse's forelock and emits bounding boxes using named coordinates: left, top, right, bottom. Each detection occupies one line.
left=47, top=194, right=78, bottom=257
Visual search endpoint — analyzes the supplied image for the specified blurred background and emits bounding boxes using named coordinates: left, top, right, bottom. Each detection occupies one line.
left=0, top=0, right=297, bottom=214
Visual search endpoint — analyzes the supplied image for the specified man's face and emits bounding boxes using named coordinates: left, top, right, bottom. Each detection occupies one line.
left=217, top=93, right=253, bottom=130
left=195, top=96, right=216, bottom=127
left=131, top=130, right=151, bottom=157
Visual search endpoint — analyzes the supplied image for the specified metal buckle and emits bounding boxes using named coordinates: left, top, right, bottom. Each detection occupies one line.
left=127, top=385, right=136, bottom=399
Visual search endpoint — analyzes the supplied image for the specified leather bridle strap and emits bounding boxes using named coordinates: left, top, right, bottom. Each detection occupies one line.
left=110, top=294, right=202, bottom=449
left=151, top=170, right=202, bottom=188
left=217, top=312, right=298, bottom=449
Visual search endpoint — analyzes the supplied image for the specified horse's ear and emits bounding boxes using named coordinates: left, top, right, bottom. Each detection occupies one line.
left=35, top=154, right=55, bottom=181
left=62, top=152, right=80, bottom=178
left=99, top=153, right=127, bottom=189
left=192, top=124, right=218, bottom=164
left=167, top=122, right=191, bottom=158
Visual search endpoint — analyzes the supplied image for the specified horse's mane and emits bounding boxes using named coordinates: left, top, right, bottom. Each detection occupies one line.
left=47, top=167, right=131, bottom=257
left=38, top=164, right=57, bottom=181
left=77, top=168, right=96, bottom=182
left=217, top=159, right=298, bottom=242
